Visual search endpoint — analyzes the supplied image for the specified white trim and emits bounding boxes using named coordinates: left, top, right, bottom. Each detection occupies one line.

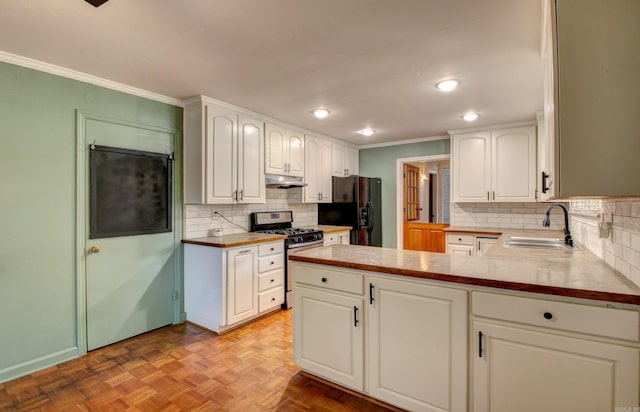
left=0, top=347, right=78, bottom=383
left=447, top=120, right=536, bottom=136
left=0, top=50, right=183, bottom=107
left=359, top=135, right=449, bottom=149
left=396, top=154, right=450, bottom=249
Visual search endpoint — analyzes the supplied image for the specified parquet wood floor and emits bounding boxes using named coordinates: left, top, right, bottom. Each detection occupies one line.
left=0, top=310, right=394, bottom=411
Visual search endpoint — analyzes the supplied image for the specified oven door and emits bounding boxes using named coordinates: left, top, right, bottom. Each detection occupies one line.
left=284, top=239, right=324, bottom=309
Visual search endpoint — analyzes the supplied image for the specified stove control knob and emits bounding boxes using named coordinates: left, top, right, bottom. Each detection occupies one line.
left=294, top=236, right=302, bottom=243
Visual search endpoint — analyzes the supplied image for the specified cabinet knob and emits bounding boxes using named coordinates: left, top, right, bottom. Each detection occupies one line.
left=543, top=312, right=553, bottom=320
left=270, top=279, right=274, bottom=283
left=321, top=277, right=327, bottom=283
left=271, top=297, right=276, bottom=302
left=270, top=247, right=274, bottom=251
left=89, top=245, right=100, bottom=254
left=270, top=261, right=274, bottom=265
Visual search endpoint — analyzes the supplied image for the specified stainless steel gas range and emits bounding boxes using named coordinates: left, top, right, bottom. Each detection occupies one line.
left=250, top=211, right=323, bottom=309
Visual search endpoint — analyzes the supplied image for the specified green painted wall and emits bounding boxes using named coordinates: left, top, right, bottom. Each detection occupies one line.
left=359, top=139, right=450, bottom=248
left=0, top=61, right=182, bottom=381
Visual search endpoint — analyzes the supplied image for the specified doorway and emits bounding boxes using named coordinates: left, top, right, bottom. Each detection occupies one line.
left=397, top=155, right=450, bottom=250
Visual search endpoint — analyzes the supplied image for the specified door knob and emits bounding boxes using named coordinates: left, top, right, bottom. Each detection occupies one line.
left=89, top=245, right=101, bottom=254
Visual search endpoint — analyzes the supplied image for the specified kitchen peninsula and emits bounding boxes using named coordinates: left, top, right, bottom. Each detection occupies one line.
left=289, top=235, right=640, bottom=412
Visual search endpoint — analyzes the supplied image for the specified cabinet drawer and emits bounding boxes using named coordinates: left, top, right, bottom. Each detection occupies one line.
left=324, top=233, right=338, bottom=245
left=472, top=291, right=640, bottom=341
left=259, top=287, right=284, bottom=312
left=258, top=269, right=284, bottom=292
left=293, top=264, right=363, bottom=295
left=446, top=234, right=474, bottom=245
left=258, top=255, right=283, bottom=273
left=258, top=241, right=284, bottom=256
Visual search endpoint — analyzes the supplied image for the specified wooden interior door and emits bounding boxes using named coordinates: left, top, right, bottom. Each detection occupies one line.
left=403, top=164, right=420, bottom=221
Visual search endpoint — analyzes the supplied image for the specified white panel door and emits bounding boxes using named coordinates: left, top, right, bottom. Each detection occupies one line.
left=492, top=126, right=536, bottom=202
left=227, top=247, right=258, bottom=325
left=287, top=130, right=305, bottom=177
left=452, top=132, right=491, bottom=202
left=265, top=123, right=287, bottom=175
left=473, top=321, right=640, bottom=412
left=237, top=115, right=265, bottom=203
left=205, top=105, right=237, bottom=204
left=368, top=277, right=468, bottom=412
left=294, top=286, right=364, bottom=391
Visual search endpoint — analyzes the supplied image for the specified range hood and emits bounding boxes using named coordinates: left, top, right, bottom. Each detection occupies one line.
left=265, top=174, right=307, bottom=189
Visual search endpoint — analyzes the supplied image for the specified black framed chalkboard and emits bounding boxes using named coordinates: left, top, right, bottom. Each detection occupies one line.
left=90, top=145, right=173, bottom=239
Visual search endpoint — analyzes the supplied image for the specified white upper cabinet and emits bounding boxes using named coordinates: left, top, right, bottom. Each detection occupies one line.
left=304, top=135, right=332, bottom=203
left=265, top=123, right=304, bottom=177
left=184, top=97, right=265, bottom=204
left=452, top=126, right=536, bottom=203
left=332, top=143, right=359, bottom=177
left=546, top=0, right=640, bottom=197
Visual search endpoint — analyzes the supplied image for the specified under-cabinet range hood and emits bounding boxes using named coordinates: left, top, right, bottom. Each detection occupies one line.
left=265, top=174, right=307, bottom=188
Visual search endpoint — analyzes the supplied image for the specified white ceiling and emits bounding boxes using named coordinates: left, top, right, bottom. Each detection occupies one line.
left=0, top=0, right=544, bottom=145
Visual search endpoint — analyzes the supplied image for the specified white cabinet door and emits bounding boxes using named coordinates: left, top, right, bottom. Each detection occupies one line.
left=287, top=130, right=305, bottom=177
left=318, top=139, right=333, bottom=202
left=492, top=127, right=536, bottom=202
left=452, top=132, right=491, bottom=202
left=304, top=135, right=320, bottom=203
left=476, top=237, right=497, bottom=256
left=305, top=135, right=333, bottom=203
left=237, top=115, right=265, bottom=204
left=332, top=143, right=359, bottom=176
left=447, top=244, right=475, bottom=256
left=294, top=286, right=364, bottom=391
left=205, top=105, right=237, bottom=204
left=345, top=146, right=359, bottom=176
left=473, top=321, right=639, bottom=412
left=265, top=123, right=287, bottom=175
left=368, top=277, right=468, bottom=412
left=227, top=247, right=258, bottom=325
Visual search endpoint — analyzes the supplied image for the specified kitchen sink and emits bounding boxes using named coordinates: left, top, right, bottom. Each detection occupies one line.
left=504, top=236, right=580, bottom=250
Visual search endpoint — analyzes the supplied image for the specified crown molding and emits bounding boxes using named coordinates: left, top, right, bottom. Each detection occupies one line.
left=447, top=120, right=536, bottom=136
left=358, top=135, right=449, bottom=149
left=0, top=50, right=183, bottom=107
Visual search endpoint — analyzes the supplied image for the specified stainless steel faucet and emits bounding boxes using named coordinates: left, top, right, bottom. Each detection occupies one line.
left=543, top=203, right=574, bottom=247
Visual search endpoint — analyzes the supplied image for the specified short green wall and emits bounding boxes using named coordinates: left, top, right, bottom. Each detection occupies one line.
left=359, top=139, right=450, bottom=248
left=0, top=61, right=182, bottom=381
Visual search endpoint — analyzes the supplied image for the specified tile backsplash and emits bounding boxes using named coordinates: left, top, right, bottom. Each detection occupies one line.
left=571, top=199, right=640, bottom=286
left=452, top=202, right=566, bottom=230
left=184, top=188, right=317, bottom=238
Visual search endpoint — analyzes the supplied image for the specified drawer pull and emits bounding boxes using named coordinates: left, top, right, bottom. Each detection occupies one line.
left=270, top=247, right=274, bottom=251
left=270, top=261, right=274, bottom=265
left=321, top=277, right=327, bottom=283
left=543, top=312, right=553, bottom=320
left=271, top=297, right=276, bottom=302
left=270, top=279, right=274, bottom=283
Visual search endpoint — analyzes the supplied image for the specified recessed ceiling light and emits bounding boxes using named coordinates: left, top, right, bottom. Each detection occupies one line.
left=436, top=79, right=460, bottom=92
left=461, top=113, right=479, bottom=122
left=312, top=108, right=330, bottom=119
left=358, top=128, right=375, bottom=136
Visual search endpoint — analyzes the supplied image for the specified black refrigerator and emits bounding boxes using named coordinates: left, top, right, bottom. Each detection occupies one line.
left=318, top=176, right=382, bottom=246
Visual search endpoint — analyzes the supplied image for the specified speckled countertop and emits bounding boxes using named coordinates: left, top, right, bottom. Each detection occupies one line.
left=289, top=230, right=640, bottom=305
left=182, top=233, right=286, bottom=248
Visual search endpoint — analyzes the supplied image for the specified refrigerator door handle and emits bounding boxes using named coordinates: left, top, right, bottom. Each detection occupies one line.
left=366, top=200, right=374, bottom=234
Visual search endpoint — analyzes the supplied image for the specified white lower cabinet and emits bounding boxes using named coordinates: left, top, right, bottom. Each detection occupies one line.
left=226, top=247, right=259, bottom=325
left=323, top=230, right=351, bottom=246
left=472, top=291, right=640, bottom=412
left=368, top=276, right=468, bottom=412
left=291, top=262, right=467, bottom=412
left=185, top=240, right=284, bottom=333
left=293, top=286, right=364, bottom=391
